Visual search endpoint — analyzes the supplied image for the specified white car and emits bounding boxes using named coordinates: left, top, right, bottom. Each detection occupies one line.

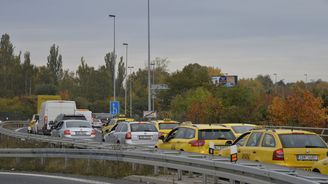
left=104, top=121, right=158, bottom=146
left=51, top=120, right=96, bottom=140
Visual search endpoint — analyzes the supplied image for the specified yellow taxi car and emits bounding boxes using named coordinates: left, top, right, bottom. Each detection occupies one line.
left=221, top=123, right=257, bottom=137
left=218, top=128, right=328, bottom=171
left=312, top=157, right=328, bottom=174
left=155, top=124, right=236, bottom=154
left=101, top=117, right=134, bottom=134
left=151, top=119, right=180, bottom=137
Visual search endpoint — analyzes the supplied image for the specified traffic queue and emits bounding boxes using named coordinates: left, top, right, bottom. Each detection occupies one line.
left=27, top=100, right=328, bottom=175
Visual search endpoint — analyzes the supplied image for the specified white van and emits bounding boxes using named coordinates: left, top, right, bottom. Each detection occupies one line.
left=75, top=109, right=92, bottom=122
left=38, top=100, right=76, bottom=135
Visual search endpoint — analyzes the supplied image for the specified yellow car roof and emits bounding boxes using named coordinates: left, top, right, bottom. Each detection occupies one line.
left=221, top=123, right=257, bottom=127
left=252, top=128, right=317, bottom=135
left=181, top=124, right=231, bottom=130
left=154, top=120, right=179, bottom=124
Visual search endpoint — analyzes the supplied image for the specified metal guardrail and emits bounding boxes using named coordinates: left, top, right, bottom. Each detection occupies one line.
left=0, top=148, right=328, bottom=184
left=1, top=121, right=328, bottom=184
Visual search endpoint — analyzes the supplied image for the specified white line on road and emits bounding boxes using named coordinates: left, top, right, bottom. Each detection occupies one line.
left=0, top=172, right=113, bottom=184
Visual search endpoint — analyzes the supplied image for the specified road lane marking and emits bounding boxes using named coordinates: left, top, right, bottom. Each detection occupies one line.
left=0, top=172, right=113, bottom=184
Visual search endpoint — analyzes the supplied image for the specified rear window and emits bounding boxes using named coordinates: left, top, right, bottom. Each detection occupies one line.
left=159, top=123, right=179, bottom=130
left=63, top=116, right=86, bottom=120
left=131, top=123, right=157, bottom=132
left=198, top=129, right=236, bottom=140
left=279, top=134, right=327, bottom=148
left=232, top=126, right=254, bottom=134
left=66, top=121, right=91, bottom=128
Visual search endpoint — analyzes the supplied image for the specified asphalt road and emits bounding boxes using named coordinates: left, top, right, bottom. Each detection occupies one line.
left=0, top=172, right=137, bottom=184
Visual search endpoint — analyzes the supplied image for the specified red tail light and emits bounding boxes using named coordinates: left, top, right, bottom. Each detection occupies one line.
left=44, top=116, right=48, bottom=123
left=63, top=129, right=71, bottom=135
left=273, top=148, right=284, bottom=160
left=188, top=140, right=205, bottom=147
left=125, top=132, right=132, bottom=139
left=158, top=132, right=164, bottom=138
left=91, top=129, right=96, bottom=135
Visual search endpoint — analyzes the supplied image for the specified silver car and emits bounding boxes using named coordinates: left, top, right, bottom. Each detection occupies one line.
left=51, top=120, right=96, bottom=140
left=105, top=121, right=158, bottom=146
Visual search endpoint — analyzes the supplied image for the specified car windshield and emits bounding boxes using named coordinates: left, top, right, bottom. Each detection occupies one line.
left=159, top=123, right=179, bottom=130
left=131, top=123, right=157, bottom=132
left=279, top=134, right=327, bottom=148
left=66, top=121, right=91, bottom=128
left=232, top=126, right=254, bottom=134
left=198, top=129, right=236, bottom=140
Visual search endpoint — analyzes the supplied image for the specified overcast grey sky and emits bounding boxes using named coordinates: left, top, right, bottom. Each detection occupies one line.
left=1, top=0, right=328, bottom=82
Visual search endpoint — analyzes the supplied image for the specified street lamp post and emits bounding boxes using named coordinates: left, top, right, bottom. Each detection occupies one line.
left=273, top=73, right=277, bottom=84
left=109, top=14, right=116, bottom=101
left=147, top=0, right=151, bottom=112
left=304, top=74, right=308, bottom=83
left=123, top=43, right=128, bottom=115
left=128, top=66, right=134, bottom=117
left=151, top=62, right=155, bottom=111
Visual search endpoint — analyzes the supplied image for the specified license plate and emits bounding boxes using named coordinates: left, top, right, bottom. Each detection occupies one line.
left=296, top=154, right=318, bottom=161
left=139, top=135, right=151, bottom=140
left=75, top=131, right=87, bottom=136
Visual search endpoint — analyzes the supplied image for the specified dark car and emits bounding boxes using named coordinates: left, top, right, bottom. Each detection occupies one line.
left=51, top=114, right=86, bottom=129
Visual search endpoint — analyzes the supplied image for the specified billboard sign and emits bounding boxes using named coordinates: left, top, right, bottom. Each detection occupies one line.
left=212, top=75, right=238, bottom=87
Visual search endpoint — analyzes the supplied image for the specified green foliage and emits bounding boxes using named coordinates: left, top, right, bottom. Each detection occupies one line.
left=47, top=44, right=63, bottom=84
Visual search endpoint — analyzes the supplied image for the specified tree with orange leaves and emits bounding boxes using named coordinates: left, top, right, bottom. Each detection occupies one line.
left=268, top=88, right=327, bottom=127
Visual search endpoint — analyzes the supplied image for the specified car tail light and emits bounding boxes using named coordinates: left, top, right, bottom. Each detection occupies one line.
left=63, top=130, right=71, bottom=135
left=44, top=116, right=48, bottom=123
left=158, top=132, right=163, bottom=138
left=91, top=129, right=96, bottom=135
left=125, top=132, right=132, bottom=139
left=188, top=140, right=205, bottom=147
left=273, top=148, right=284, bottom=160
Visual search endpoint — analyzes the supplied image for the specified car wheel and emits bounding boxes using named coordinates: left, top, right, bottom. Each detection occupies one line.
left=313, top=169, right=320, bottom=173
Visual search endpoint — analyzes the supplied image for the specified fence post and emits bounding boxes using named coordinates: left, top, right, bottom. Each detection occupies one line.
left=154, top=166, right=159, bottom=176
left=177, top=169, right=182, bottom=181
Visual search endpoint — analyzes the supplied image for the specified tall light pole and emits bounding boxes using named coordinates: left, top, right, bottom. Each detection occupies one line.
left=304, top=74, right=308, bottom=83
left=123, top=43, right=128, bottom=115
left=273, top=73, right=277, bottom=84
left=109, top=14, right=116, bottom=101
left=147, top=0, right=151, bottom=112
left=128, top=66, right=134, bottom=117
left=151, top=62, right=155, bottom=111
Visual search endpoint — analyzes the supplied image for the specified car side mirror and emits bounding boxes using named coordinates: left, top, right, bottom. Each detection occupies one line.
left=225, top=140, right=232, bottom=146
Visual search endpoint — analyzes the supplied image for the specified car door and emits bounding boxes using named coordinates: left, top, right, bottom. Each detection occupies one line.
left=174, top=127, right=196, bottom=152
left=107, top=123, right=123, bottom=143
left=241, top=132, right=263, bottom=161
left=158, top=128, right=179, bottom=150
left=118, top=123, right=129, bottom=144
left=255, top=133, right=277, bottom=163
left=52, top=121, right=63, bottom=137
